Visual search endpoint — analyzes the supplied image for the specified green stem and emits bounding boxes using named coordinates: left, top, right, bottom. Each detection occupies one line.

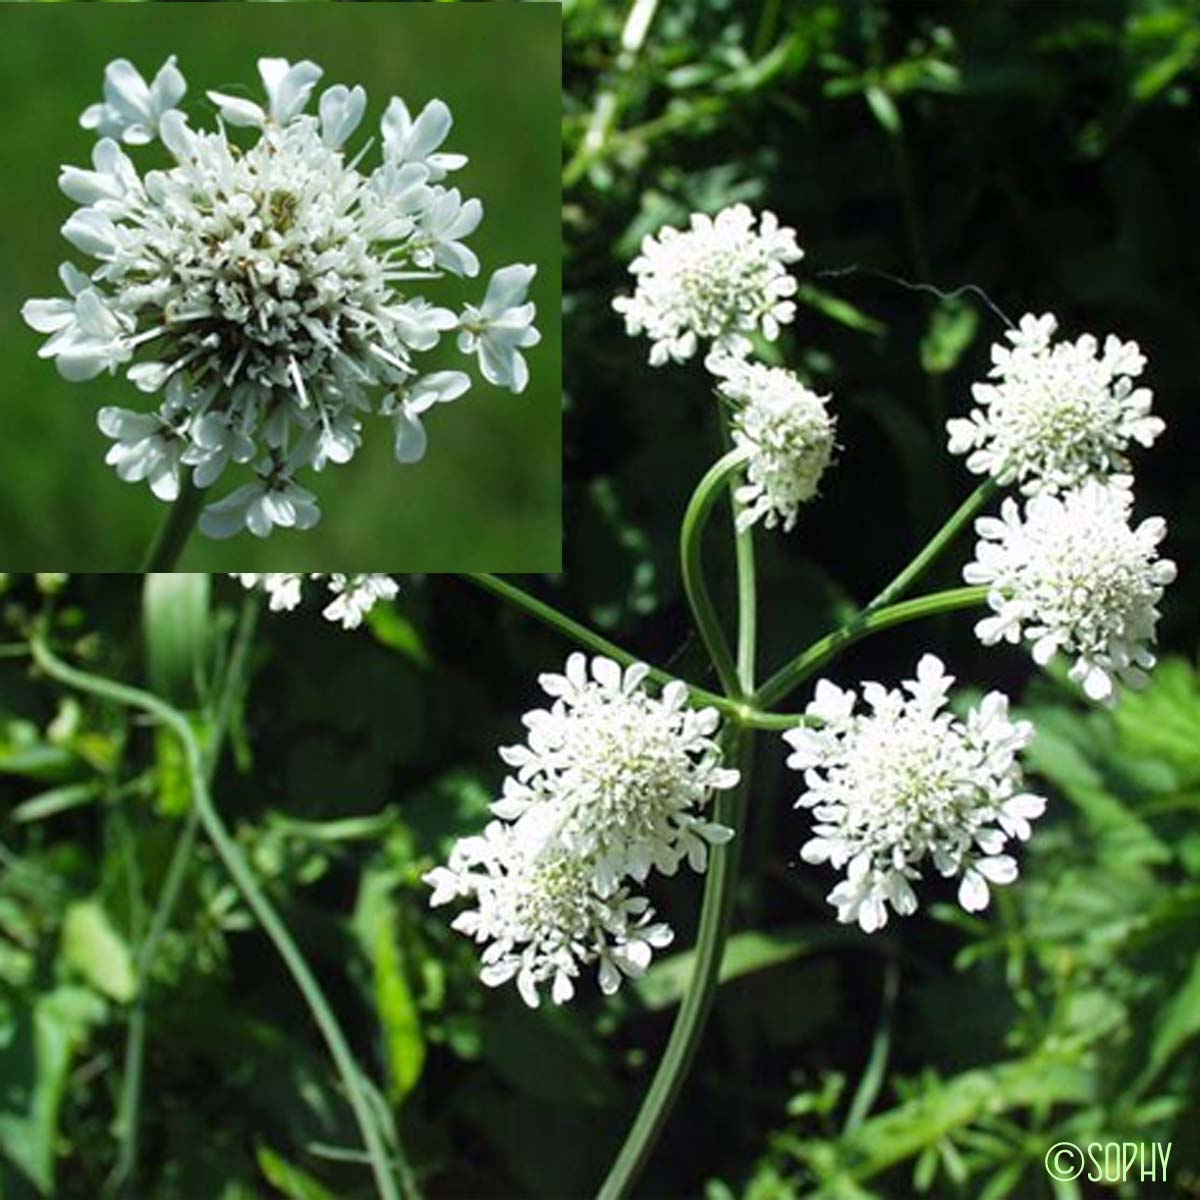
left=756, top=586, right=989, bottom=710
left=597, top=731, right=755, bottom=1200
left=599, top=438, right=758, bottom=1199
left=455, top=581, right=801, bottom=738
left=139, top=480, right=206, bottom=572
left=679, top=451, right=746, bottom=698
left=728, top=473, right=756, bottom=696
left=30, top=633, right=402, bottom=1200
left=111, top=595, right=260, bottom=1198
left=456, top=573, right=736, bottom=717
left=866, top=481, right=995, bottom=612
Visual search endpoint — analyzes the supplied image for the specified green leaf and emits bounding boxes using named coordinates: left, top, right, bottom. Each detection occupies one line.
left=373, top=904, right=425, bottom=1103
left=256, top=1144, right=336, bottom=1200
left=353, top=874, right=425, bottom=1104
left=143, top=573, right=212, bottom=706
left=61, top=899, right=137, bottom=1003
left=10, top=781, right=101, bottom=823
left=834, top=1056, right=1094, bottom=1183
left=635, top=926, right=865, bottom=1011
left=797, top=283, right=887, bottom=336
left=482, top=1006, right=617, bottom=1108
left=366, top=603, right=430, bottom=668
left=0, top=986, right=105, bottom=1193
left=1134, top=951, right=1200, bottom=1095
left=1113, top=657, right=1200, bottom=784
left=865, top=85, right=901, bottom=134
left=919, top=298, right=979, bottom=374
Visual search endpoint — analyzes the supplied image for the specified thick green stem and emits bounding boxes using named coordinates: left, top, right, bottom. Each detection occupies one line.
left=756, top=586, right=990, bottom=710
left=597, top=732, right=755, bottom=1200
left=679, top=451, right=746, bottom=698
left=866, top=481, right=995, bottom=612
left=139, top=481, right=206, bottom=572
left=30, top=634, right=403, bottom=1200
left=456, top=574, right=738, bottom=716
left=111, top=595, right=260, bottom=1198
left=600, top=436, right=758, bottom=1199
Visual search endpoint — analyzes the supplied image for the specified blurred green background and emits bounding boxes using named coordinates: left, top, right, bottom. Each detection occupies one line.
left=1, top=3, right=561, bottom=570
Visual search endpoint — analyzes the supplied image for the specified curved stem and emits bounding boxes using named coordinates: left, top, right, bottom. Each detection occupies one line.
left=866, top=481, right=995, bottom=612
left=679, top=451, right=746, bottom=698
left=597, top=731, right=754, bottom=1200
left=600, top=442, right=758, bottom=1199
left=729, top=476, right=756, bottom=696
left=111, top=595, right=260, bottom=1197
left=756, top=586, right=990, bottom=710
left=139, top=480, right=206, bottom=572
left=30, top=634, right=402, bottom=1200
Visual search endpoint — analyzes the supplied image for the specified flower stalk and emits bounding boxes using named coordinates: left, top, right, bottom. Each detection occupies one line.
left=29, top=632, right=405, bottom=1200
left=138, top=479, right=206, bottom=571
left=756, top=585, right=990, bottom=709
left=866, top=480, right=995, bottom=611
left=679, top=450, right=747, bottom=698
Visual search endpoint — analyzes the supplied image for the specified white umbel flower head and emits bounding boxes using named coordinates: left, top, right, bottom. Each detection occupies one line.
left=964, top=481, right=1176, bottom=702
left=947, top=312, right=1162, bottom=495
left=425, top=654, right=740, bottom=1005
left=714, top=356, right=836, bottom=532
left=613, top=205, right=802, bottom=368
left=494, top=654, right=739, bottom=896
left=784, top=655, right=1044, bottom=932
left=425, top=810, right=674, bottom=1008
left=232, top=572, right=398, bottom=628
left=23, top=55, right=541, bottom=539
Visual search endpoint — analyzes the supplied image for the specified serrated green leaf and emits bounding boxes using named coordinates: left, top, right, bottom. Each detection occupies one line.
left=1134, top=951, right=1200, bottom=1095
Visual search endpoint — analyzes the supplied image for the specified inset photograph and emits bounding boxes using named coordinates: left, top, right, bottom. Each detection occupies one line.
left=3, top=3, right=560, bottom=570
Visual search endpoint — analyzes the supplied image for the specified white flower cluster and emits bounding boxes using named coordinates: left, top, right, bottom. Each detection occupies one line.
left=948, top=312, right=1162, bottom=495
left=714, top=357, right=836, bottom=532
left=232, top=572, right=398, bottom=629
left=614, top=205, right=838, bottom=535
left=964, top=483, right=1175, bottom=702
left=425, top=653, right=740, bottom=1006
left=784, top=655, right=1045, bottom=931
left=943, top=313, right=1175, bottom=701
left=614, top=205, right=802, bottom=368
left=23, top=55, right=541, bottom=540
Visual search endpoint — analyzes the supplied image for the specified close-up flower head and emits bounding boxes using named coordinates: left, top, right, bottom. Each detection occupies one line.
left=22, top=54, right=541, bottom=542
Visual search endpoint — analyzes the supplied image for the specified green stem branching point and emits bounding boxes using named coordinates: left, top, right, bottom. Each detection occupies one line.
left=139, top=479, right=206, bottom=572
left=756, top=585, right=990, bottom=710
left=30, top=632, right=404, bottom=1200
